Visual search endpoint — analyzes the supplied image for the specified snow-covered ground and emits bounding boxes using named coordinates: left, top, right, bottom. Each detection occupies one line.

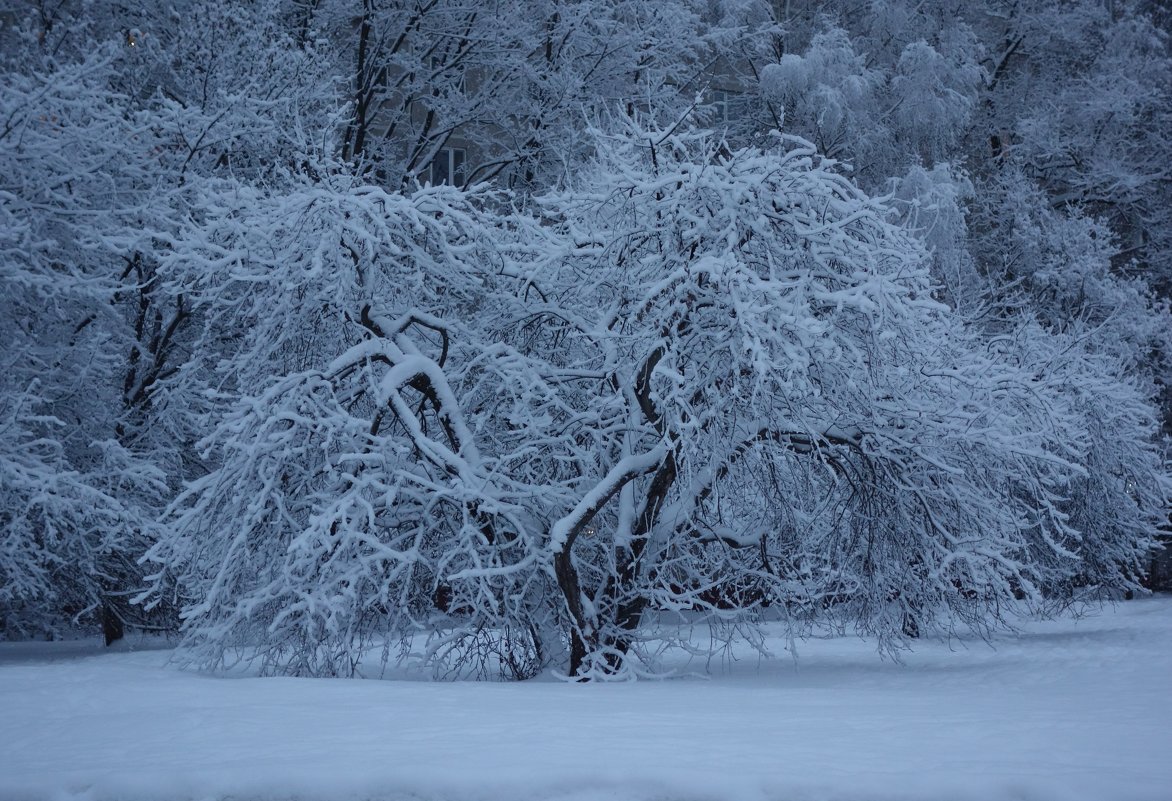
left=2, top=599, right=1170, bottom=801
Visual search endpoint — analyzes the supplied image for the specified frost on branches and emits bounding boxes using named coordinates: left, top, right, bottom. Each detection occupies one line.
left=0, top=0, right=339, bottom=642
left=138, top=126, right=1167, bottom=680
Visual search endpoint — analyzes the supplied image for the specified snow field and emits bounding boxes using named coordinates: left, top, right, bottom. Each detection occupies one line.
left=1, top=598, right=1170, bottom=801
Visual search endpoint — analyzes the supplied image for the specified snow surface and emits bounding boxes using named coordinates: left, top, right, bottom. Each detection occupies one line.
left=2, top=599, right=1171, bottom=801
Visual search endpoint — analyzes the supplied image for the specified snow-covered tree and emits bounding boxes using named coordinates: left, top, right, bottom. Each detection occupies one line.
left=137, top=180, right=556, bottom=676
left=0, top=38, right=167, bottom=639
left=751, top=0, right=1172, bottom=587
left=532, top=123, right=1165, bottom=675
left=5, top=0, right=1169, bottom=664
left=141, top=121, right=1168, bottom=679
left=0, top=0, right=339, bottom=640
left=308, top=0, right=748, bottom=190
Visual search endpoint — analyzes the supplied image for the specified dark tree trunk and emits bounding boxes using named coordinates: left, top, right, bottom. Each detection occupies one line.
left=568, top=629, right=588, bottom=678
left=1147, top=533, right=1172, bottom=591
left=102, top=603, right=124, bottom=646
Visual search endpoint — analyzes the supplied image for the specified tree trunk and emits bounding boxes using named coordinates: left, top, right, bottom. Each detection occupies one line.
left=101, top=603, right=124, bottom=646
left=568, top=629, right=589, bottom=678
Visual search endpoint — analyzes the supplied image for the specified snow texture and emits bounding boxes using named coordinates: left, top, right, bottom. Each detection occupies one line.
left=1, top=598, right=1170, bottom=801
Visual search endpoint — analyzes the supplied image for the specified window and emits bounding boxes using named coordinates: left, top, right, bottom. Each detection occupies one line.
left=428, top=147, right=466, bottom=186
left=711, top=89, right=745, bottom=125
